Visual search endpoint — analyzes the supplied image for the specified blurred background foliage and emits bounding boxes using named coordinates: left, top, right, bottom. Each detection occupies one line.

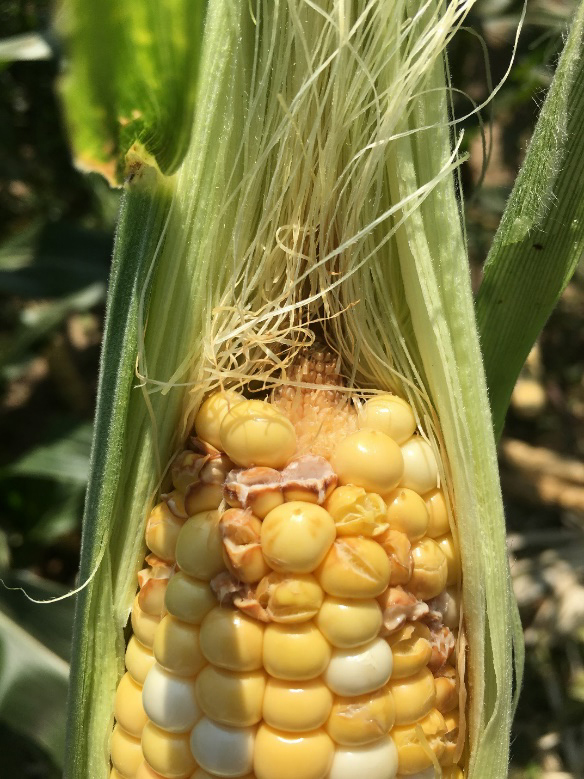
left=0, top=0, right=583, bottom=776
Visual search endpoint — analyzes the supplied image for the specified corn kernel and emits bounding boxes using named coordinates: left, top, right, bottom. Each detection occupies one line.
left=165, top=490, right=188, bottom=519
left=424, top=489, right=450, bottom=538
left=261, top=502, right=335, bottom=574
left=190, top=718, right=255, bottom=777
left=175, top=512, right=224, bottom=580
left=331, top=430, right=404, bottom=494
left=254, top=725, right=334, bottom=779
left=153, top=615, right=205, bottom=677
left=262, top=678, right=333, bottom=732
left=396, top=769, right=434, bottom=779
left=328, top=736, right=399, bottom=779
left=384, top=488, right=429, bottom=541
left=184, top=482, right=224, bottom=516
left=315, top=538, right=390, bottom=599
left=327, top=687, right=395, bottom=745
left=114, top=672, right=148, bottom=738
left=110, top=724, right=142, bottom=777
left=388, top=668, right=436, bottom=725
left=443, top=586, right=460, bottom=630
left=376, top=528, right=412, bottom=586
left=399, top=438, right=438, bottom=495
left=435, top=534, right=460, bottom=586
left=435, top=669, right=458, bottom=713
left=442, top=767, right=464, bottom=779
left=136, top=762, right=166, bottom=778
left=110, top=769, right=127, bottom=779
left=142, top=722, right=196, bottom=779
left=315, top=596, right=382, bottom=648
left=145, top=503, right=184, bottom=563
left=219, top=399, right=297, bottom=469
left=164, top=572, right=216, bottom=625
left=409, top=538, right=448, bottom=600
left=220, top=509, right=270, bottom=584
left=256, top=572, right=324, bottom=623
left=200, top=607, right=264, bottom=671
left=142, top=663, right=200, bottom=732
left=440, top=709, right=460, bottom=767
left=195, top=390, right=244, bottom=450
left=224, top=466, right=284, bottom=518
left=138, top=575, right=170, bottom=617
left=171, top=450, right=205, bottom=493
left=263, top=621, right=331, bottom=680
left=125, top=636, right=155, bottom=685
left=131, top=595, right=161, bottom=649
left=192, top=771, right=255, bottom=779
left=386, top=623, right=432, bottom=679
left=325, top=486, right=388, bottom=537
left=358, top=394, right=417, bottom=445
left=392, top=708, right=446, bottom=775
left=325, top=638, right=393, bottom=697
left=196, top=666, right=266, bottom=727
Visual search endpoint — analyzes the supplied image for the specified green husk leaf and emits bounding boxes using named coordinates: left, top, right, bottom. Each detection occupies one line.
left=476, top=1, right=584, bottom=440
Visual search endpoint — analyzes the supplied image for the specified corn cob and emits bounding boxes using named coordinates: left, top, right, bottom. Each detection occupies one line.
left=110, top=350, right=464, bottom=779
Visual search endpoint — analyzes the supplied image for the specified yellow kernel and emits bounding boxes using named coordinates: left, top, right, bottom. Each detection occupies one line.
left=200, top=606, right=264, bottom=671
left=331, top=429, right=404, bottom=494
left=435, top=533, right=461, bottom=586
left=327, top=686, right=395, bottom=745
left=325, top=486, right=388, bottom=537
left=131, top=595, right=160, bottom=649
left=165, top=489, right=188, bottom=519
left=315, top=596, right=382, bottom=648
left=386, top=622, right=432, bottom=679
left=138, top=576, right=169, bottom=617
left=219, top=399, right=297, bottom=468
left=190, top=718, right=255, bottom=777
left=263, top=678, right=333, bottom=732
left=261, top=502, right=335, bottom=574
left=388, top=667, right=436, bottom=725
left=325, top=638, right=393, bottom=697
left=409, top=538, right=448, bottom=600
left=110, top=769, right=127, bottom=779
left=254, top=724, right=334, bottom=779
left=196, top=666, right=266, bottom=726
left=359, top=394, right=416, bottom=445
left=153, top=615, right=205, bottom=677
left=399, top=437, right=439, bottom=495
left=195, top=390, right=244, bottom=450
left=435, top=672, right=458, bottom=713
left=256, top=572, right=324, bottom=623
left=145, top=503, right=184, bottom=563
left=110, top=724, right=143, bottom=778
left=171, top=450, right=205, bottom=493
left=143, top=664, right=200, bottom=733
left=315, top=537, right=390, bottom=599
left=175, top=512, right=224, bottom=580
left=184, top=482, right=224, bottom=516
left=125, top=636, right=155, bottom=685
left=263, top=622, right=331, bottom=680
left=392, top=708, right=446, bottom=775
left=376, top=528, right=412, bottom=586
left=328, top=736, right=398, bottom=779
left=114, top=672, right=148, bottom=738
left=136, top=763, right=166, bottom=779
left=164, top=572, right=216, bottom=625
left=384, top=488, right=429, bottom=541
left=142, top=722, right=196, bottom=779
left=424, top=488, right=450, bottom=538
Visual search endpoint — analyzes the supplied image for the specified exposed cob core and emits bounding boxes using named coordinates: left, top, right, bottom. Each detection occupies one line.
left=110, top=350, right=464, bottom=779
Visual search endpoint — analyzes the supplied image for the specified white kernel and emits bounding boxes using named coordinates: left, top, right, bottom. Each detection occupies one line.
left=324, top=638, right=392, bottom=697
left=328, top=737, right=398, bottom=779
left=400, top=437, right=439, bottom=495
left=142, top=663, right=200, bottom=733
left=189, top=718, right=255, bottom=777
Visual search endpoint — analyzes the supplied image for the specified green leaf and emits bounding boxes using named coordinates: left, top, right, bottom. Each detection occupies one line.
left=58, top=0, right=208, bottom=183
left=6, top=423, right=93, bottom=485
left=476, top=0, right=584, bottom=440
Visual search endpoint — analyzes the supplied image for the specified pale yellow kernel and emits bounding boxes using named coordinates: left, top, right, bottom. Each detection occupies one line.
left=388, top=667, right=436, bottom=725
left=145, top=503, right=184, bottom=563
left=358, top=394, right=417, bottom=445
left=435, top=533, right=461, bottom=586
left=263, top=622, right=331, bottom=681
left=191, top=771, right=256, bottom=779
left=171, top=450, right=205, bottom=493
left=131, top=596, right=161, bottom=649
left=184, top=482, right=224, bottom=516
left=138, top=575, right=169, bottom=617
left=175, top=512, right=224, bottom=581
left=254, top=724, right=334, bottom=779
left=315, top=596, right=382, bottom=648
left=409, top=538, right=448, bottom=600
left=110, top=769, right=127, bottom=779
left=386, top=623, right=432, bottom=679
left=384, top=488, right=429, bottom=541
left=376, top=528, right=412, bottom=586
left=399, top=437, right=439, bottom=495
left=392, top=708, right=446, bottom=775
left=114, top=673, right=148, bottom=738
left=262, top=678, right=333, bottom=732
left=164, top=572, right=216, bottom=625
left=331, top=429, right=404, bottom=494
left=196, top=666, right=266, bottom=727
left=315, top=537, right=390, bottom=599
left=195, top=390, right=244, bottom=450
left=219, top=399, right=297, bottom=468
left=327, top=686, right=395, bottom=745
left=153, top=615, right=205, bottom=677
left=261, top=502, right=335, bottom=574
left=200, top=606, right=264, bottom=671
left=324, top=638, right=393, bottom=697
left=424, top=488, right=450, bottom=538
left=125, top=636, right=155, bottom=685
left=256, top=572, right=324, bottom=623
left=142, top=722, right=196, bottom=779
left=110, top=724, right=143, bottom=778
left=136, top=762, right=166, bottom=779
left=325, top=486, right=388, bottom=537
